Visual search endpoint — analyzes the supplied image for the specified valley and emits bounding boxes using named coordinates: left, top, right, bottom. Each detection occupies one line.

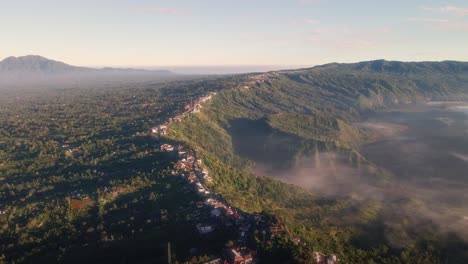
left=166, top=61, right=468, bottom=263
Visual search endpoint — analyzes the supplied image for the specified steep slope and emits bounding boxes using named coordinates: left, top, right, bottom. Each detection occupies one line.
left=320, top=59, right=468, bottom=76
left=166, top=60, right=468, bottom=263
left=169, top=60, right=468, bottom=171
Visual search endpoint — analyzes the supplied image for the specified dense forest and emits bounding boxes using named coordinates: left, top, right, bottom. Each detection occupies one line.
left=0, top=77, right=248, bottom=263
left=2, top=60, right=468, bottom=263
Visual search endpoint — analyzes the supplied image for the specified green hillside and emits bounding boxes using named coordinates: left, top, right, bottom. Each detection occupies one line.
left=166, top=60, right=468, bottom=263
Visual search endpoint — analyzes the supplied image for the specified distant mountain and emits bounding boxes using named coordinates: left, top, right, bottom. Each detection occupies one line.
left=0, top=55, right=88, bottom=74
left=0, top=55, right=175, bottom=89
left=312, top=59, right=468, bottom=76
left=0, top=55, right=172, bottom=75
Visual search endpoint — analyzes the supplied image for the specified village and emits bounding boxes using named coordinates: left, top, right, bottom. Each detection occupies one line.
left=150, top=92, right=339, bottom=264
left=151, top=93, right=216, bottom=140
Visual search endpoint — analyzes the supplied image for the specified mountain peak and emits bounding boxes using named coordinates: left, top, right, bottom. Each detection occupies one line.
left=0, top=55, right=174, bottom=88
left=1, top=55, right=62, bottom=63
left=0, top=55, right=76, bottom=73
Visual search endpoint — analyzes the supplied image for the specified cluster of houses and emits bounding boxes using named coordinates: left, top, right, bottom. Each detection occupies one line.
left=313, top=252, right=339, bottom=264
left=184, top=93, right=216, bottom=114
left=246, top=73, right=275, bottom=86
left=269, top=217, right=287, bottom=238
left=161, top=144, right=256, bottom=263
left=64, top=145, right=82, bottom=156
left=172, top=148, right=214, bottom=199
left=99, top=186, right=125, bottom=197
left=70, top=191, right=89, bottom=200
left=151, top=125, right=168, bottom=139
left=237, top=73, right=276, bottom=91
left=150, top=92, right=216, bottom=139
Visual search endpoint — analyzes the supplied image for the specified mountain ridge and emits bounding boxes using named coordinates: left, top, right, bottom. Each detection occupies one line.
left=0, top=55, right=172, bottom=75
left=0, top=55, right=176, bottom=89
left=282, top=59, right=468, bottom=76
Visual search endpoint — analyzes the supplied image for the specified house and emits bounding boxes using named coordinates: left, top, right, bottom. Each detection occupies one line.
left=188, top=173, right=198, bottom=183
left=203, top=259, right=222, bottom=264
left=160, top=144, right=174, bottom=151
left=151, top=125, right=167, bottom=136
left=225, top=207, right=234, bottom=216
left=243, top=253, right=253, bottom=264
left=226, top=248, right=253, bottom=264
left=197, top=224, right=214, bottom=234
left=159, top=125, right=167, bottom=136
left=327, top=255, right=338, bottom=264
left=313, top=252, right=338, bottom=264
left=173, top=161, right=188, bottom=171
left=205, top=198, right=218, bottom=206
left=227, top=248, right=244, bottom=264
left=211, top=208, right=222, bottom=217
left=192, top=105, right=201, bottom=113
left=268, top=215, right=286, bottom=238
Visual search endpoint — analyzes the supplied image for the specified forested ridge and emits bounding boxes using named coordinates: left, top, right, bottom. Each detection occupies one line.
left=166, top=60, right=468, bottom=263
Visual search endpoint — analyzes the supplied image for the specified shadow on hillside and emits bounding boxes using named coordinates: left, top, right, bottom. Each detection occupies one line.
left=227, top=117, right=305, bottom=169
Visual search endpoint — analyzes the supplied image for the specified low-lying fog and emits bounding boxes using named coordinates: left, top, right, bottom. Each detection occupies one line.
left=253, top=102, right=468, bottom=242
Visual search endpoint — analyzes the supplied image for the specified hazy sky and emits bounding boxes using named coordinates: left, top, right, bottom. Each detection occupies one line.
left=2, top=0, right=468, bottom=67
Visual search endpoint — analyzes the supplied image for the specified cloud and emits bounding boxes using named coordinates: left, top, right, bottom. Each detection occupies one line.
left=407, top=17, right=449, bottom=23
left=306, top=38, right=381, bottom=49
left=308, top=29, right=334, bottom=35
left=291, top=18, right=320, bottom=25
left=451, top=152, right=468, bottom=162
left=308, top=27, right=391, bottom=36
left=240, top=36, right=287, bottom=44
left=423, top=5, right=468, bottom=16
left=337, top=40, right=380, bottom=49
left=299, top=0, right=322, bottom=4
left=431, top=23, right=468, bottom=32
left=133, top=7, right=179, bottom=15
left=252, top=118, right=468, bottom=243
left=304, top=26, right=388, bottom=50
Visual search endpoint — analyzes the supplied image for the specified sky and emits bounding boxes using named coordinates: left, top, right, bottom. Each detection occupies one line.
left=1, top=0, right=468, bottom=69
